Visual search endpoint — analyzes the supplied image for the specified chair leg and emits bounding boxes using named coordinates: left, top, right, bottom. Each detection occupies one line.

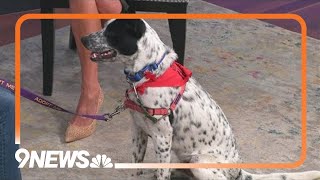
left=41, top=8, right=55, bottom=96
left=69, top=27, right=77, bottom=50
left=168, top=4, right=187, bottom=65
left=168, top=19, right=186, bottom=65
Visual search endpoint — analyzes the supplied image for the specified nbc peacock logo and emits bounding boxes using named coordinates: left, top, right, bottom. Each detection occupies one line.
left=90, top=154, right=113, bottom=168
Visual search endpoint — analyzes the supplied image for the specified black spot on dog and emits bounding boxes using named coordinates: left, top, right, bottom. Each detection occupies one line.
left=158, top=147, right=165, bottom=153
left=201, top=102, right=205, bottom=108
left=182, top=95, right=195, bottom=102
left=133, top=152, right=137, bottom=161
left=183, top=127, right=190, bottom=133
left=281, top=175, right=287, bottom=180
left=212, top=135, right=216, bottom=140
left=163, top=100, right=169, bottom=107
left=142, top=38, right=147, bottom=46
left=191, top=121, right=202, bottom=128
left=154, top=100, right=159, bottom=106
left=192, top=142, right=196, bottom=148
left=150, top=47, right=155, bottom=54
left=245, top=175, right=253, bottom=180
left=222, top=170, right=227, bottom=176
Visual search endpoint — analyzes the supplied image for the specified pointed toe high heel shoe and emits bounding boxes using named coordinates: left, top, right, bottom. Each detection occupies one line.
left=65, top=89, right=104, bottom=143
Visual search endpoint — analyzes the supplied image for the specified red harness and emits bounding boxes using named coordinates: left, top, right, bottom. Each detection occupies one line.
left=124, top=62, right=192, bottom=120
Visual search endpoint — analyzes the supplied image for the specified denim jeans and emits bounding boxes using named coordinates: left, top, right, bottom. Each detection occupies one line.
left=0, top=87, right=21, bottom=180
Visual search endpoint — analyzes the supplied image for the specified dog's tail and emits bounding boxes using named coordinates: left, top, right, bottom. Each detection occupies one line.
left=240, top=170, right=320, bottom=180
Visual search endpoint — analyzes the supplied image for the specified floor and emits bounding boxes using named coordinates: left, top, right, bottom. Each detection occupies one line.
left=205, top=0, right=320, bottom=39
left=0, top=0, right=319, bottom=179
left=1, top=0, right=320, bottom=47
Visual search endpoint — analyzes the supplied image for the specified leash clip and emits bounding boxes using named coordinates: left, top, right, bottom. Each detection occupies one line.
left=103, top=102, right=126, bottom=122
left=103, top=113, right=113, bottom=121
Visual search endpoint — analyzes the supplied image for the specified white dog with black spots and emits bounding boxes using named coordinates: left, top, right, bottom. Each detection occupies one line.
left=81, top=19, right=320, bottom=180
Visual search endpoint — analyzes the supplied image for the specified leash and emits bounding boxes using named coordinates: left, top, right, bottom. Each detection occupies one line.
left=0, top=78, right=125, bottom=121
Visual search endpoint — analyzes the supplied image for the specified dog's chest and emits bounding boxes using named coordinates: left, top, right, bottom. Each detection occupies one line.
left=127, top=85, right=179, bottom=133
left=128, top=78, right=239, bottom=163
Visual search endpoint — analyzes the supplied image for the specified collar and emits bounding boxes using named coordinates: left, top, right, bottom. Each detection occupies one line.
left=124, top=51, right=169, bottom=82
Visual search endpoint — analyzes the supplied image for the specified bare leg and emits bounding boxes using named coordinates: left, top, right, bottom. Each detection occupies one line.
left=65, top=0, right=121, bottom=142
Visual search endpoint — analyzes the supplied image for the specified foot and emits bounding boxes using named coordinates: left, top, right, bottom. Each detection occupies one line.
left=65, top=85, right=104, bottom=143
left=70, top=85, right=103, bottom=126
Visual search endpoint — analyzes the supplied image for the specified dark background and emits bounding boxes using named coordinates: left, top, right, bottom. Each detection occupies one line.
left=0, top=0, right=40, bottom=14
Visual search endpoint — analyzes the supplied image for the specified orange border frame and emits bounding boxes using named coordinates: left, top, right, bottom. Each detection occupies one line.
left=15, top=14, right=307, bottom=169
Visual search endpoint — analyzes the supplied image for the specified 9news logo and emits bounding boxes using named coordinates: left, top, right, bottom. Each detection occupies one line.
left=15, top=148, right=113, bottom=168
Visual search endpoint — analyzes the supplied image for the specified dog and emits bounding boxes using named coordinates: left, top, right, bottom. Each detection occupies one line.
left=81, top=19, right=320, bottom=180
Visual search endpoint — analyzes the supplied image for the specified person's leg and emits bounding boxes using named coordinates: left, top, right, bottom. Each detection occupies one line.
left=66, top=0, right=122, bottom=143
left=0, top=87, right=21, bottom=180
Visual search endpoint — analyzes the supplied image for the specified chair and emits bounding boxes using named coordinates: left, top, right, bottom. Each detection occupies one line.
left=40, top=0, right=189, bottom=96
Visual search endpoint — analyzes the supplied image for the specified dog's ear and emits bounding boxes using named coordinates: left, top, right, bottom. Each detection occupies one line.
left=124, top=19, right=146, bottom=39
left=104, top=19, right=146, bottom=55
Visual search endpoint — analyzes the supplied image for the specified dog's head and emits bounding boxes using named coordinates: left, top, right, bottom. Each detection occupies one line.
left=81, top=19, right=147, bottom=62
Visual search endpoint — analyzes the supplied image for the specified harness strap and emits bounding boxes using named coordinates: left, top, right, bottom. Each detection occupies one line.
left=124, top=99, right=169, bottom=116
left=124, top=83, right=186, bottom=118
